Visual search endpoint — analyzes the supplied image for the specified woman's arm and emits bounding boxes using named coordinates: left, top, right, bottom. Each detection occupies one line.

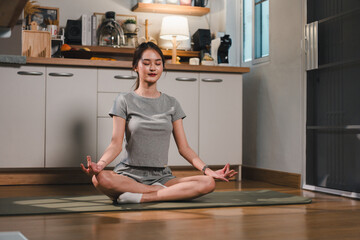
left=81, top=116, right=125, bottom=175
left=172, top=119, right=237, bottom=181
left=97, top=116, right=126, bottom=169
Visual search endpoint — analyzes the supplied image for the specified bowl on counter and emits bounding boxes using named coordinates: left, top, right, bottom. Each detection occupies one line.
left=61, top=50, right=93, bottom=59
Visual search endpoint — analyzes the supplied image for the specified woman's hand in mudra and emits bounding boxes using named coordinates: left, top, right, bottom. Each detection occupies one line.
left=206, top=163, right=238, bottom=182
left=80, top=155, right=102, bottom=176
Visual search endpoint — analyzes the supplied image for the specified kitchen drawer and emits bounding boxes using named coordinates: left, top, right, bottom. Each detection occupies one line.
left=98, top=69, right=136, bottom=92
left=98, top=92, right=119, bottom=117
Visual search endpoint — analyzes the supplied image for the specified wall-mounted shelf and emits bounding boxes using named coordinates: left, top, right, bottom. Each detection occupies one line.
left=131, top=3, right=210, bottom=16
left=161, top=49, right=200, bottom=58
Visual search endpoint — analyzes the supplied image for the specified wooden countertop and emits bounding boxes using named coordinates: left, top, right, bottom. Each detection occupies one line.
left=26, top=57, right=250, bottom=74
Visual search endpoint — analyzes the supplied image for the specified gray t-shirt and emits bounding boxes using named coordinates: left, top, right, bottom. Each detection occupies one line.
left=109, top=91, right=186, bottom=168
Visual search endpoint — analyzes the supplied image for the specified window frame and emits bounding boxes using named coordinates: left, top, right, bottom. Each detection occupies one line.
left=241, top=0, right=270, bottom=66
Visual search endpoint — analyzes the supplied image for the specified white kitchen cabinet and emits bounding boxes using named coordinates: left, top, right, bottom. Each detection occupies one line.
left=45, top=67, right=97, bottom=167
left=98, top=92, right=119, bottom=117
left=158, top=71, right=199, bottom=166
left=199, top=73, right=242, bottom=166
left=0, top=63, right=243, bottom=171
left=98, top=68, right=137, bottom=93
left=0, top=66, right=46, bottom=167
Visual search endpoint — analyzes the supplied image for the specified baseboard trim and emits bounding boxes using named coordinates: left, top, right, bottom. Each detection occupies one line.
left=0, top=165, right=241, bottom=185
left=0, top=169, right=91, bottom=185
left=242, top=166, right=301, bottom=189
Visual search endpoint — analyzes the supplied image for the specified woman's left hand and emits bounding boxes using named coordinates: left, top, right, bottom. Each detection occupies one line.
left=80, top=155, right=103, bottom=176
left=205, top=163, right=238, bottom=182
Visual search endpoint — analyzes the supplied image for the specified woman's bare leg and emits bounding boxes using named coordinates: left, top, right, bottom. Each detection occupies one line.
left=140, top=175, right=216, bottom=203
left=92, top=171, right=215, bottom=203
left=91, top=170, right=163, bottom=201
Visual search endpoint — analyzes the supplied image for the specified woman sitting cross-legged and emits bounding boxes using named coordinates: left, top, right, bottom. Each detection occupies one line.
left=81, top=42, right=237, bottom=204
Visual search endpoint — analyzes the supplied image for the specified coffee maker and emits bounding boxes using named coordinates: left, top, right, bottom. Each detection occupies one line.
left=217, top=34, right=232, bottom=65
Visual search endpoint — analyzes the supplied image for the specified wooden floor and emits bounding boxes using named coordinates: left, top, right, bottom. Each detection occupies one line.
left=0, top=180, right=359, bottom=240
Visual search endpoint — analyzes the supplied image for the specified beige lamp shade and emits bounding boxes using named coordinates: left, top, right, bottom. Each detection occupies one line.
left=159, top=16, right=189, bottom=64
left=159, top=16, right=190, bottom=41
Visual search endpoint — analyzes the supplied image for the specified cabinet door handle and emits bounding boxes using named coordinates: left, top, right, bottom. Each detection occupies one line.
left=17, top=71, right=43, bottom=76
left=49, top=72, right=74, bottom=77
left=114, top=75, right=137, bottom=80
left=175, top=77, right=197, bottom=82
left=201, top=78, right=223, bottom=83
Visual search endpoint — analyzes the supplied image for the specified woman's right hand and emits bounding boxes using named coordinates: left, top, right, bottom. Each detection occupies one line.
left=80, top=155, right=102, bottom=176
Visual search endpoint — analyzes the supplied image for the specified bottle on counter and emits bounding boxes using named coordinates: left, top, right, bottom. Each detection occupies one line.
left=97, top=11, right=125, bottom=47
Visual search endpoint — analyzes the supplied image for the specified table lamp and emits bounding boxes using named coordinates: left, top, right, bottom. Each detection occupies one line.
left=159, top=16, right=189, bottom=64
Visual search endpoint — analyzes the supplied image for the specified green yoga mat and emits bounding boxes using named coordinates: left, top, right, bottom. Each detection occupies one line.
left=0, top=190, right=311, bottom=216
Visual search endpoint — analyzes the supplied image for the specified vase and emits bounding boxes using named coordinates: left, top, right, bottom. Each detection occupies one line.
left=125, top=23, right=137, bottom=33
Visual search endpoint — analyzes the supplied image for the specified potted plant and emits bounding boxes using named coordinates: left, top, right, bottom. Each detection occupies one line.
left=124, top=19, right=137, bottom=33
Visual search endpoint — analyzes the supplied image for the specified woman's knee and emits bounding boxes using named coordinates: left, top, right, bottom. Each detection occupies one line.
left=92, top=171, right=116, bottom=190
left=92, top=175, right=99, bottom=187
left=199, top=176, right=216, bottom=194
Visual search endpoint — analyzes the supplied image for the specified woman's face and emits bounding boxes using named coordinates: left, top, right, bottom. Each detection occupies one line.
left=135, top=49, right=164, bottom=86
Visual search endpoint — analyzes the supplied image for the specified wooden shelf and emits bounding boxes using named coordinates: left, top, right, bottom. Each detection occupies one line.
left=161, top=49, right=200, bottom=58
left=70, top=45, right=135, bottom=55
left=131, top=3, right=210, bottom=16
left=69, top=45, right=200, bottom=58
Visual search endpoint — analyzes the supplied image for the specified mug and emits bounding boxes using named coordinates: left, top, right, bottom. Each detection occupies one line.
left=47, top=25, right=58, bottom=36
left=194, top=0, right=208, bottom=7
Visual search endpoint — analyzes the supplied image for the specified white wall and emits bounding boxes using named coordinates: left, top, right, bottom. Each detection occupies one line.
left=225, top=0, right=241, bottom=66
left=36, top=0, right=225, bottom=46
left=241, top=0, right=305, bottom=174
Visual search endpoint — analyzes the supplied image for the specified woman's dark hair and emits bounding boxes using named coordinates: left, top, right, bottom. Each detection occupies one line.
left=132, top=42, right=166, bottom=90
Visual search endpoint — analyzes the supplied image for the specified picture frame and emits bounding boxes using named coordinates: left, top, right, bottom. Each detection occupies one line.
left=93, top=12, right=137, bottom=32
left=28, top=6, right=59, bottom=29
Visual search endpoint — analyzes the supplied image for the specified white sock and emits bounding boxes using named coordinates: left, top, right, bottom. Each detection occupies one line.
left=117, top=192, right=143, bottom=204
left=151, top=182, right=167, bottom=188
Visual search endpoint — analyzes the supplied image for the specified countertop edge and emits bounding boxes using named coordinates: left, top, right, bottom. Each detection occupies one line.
left=24, top=57, right=250, bottom=74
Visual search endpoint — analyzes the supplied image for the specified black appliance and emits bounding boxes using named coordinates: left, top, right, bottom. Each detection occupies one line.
left=217, top=34, right=232, bottom=64
left=194, top=0, right=208, bottom=7
left=192, top=29, right=211, bottom=60
left=64, top=19, right=81, bottom=45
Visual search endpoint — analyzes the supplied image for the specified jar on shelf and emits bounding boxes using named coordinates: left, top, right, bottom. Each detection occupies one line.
left=166, top=0, right=179, bottom=4
left=97, top=11, right=125, bottom=47
left=180, top=0, right=192, bottom=5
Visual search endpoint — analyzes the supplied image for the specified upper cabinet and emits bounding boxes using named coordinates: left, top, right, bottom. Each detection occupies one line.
left=131, top=3, right=210, bottom=16
left=0, top=0, right=27, bottom=28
